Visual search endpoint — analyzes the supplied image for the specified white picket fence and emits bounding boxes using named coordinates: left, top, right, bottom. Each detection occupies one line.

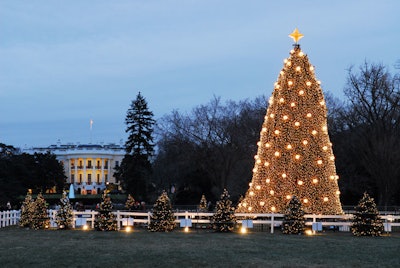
left=2, top=209, right=400, bottom=233
left=0, top=210, right=20, bottom=227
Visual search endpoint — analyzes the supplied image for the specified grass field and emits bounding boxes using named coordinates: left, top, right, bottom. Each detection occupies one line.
left=0, top=227, right=399, bottom=267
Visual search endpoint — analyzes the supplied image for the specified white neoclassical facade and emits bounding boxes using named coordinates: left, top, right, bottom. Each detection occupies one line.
left=26, top=143, right=125, bottom=194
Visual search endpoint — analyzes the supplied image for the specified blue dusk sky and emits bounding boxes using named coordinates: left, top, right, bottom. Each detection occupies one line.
left=0, top=1, right=399, bottom=149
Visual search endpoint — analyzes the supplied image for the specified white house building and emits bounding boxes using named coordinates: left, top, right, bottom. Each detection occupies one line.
left=26, top=143, right=125, bottom=194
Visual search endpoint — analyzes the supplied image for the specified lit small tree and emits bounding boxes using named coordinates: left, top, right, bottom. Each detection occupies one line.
left=19, top=191, right=34, bottom=228
left=351, top=192, right=384, bottom=236
left=94, top=192, right=117, bottom=231
left=198, top=194, right=208, bottom=212
left=282, top=196, right=305, bottom=234
left=56, top=191, right=73, bottom=229
left=125, top=194, right=136, bottom=211
left=211, top=189, right=236, bottom=232
left=31, top=193, right=50, bottom=230
left=148, top=191, right=175, bottom=232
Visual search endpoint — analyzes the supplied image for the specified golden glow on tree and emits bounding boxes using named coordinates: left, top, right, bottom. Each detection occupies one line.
left=237, top=30, right=343, bottom=214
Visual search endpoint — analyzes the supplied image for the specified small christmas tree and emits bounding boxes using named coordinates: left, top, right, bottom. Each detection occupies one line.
left=148, top=191, right=175, bottom=232
left=56, top=191, right=74, bottom=229
left=282, top=196, right=305, bottom=234
left=211, top=189, right=236, bottom=232
left=198, top=194, right=208, bottom=212
left=94, top=192, right=117, bottom=231
left=125, top=194, right=136, bottom=211
left=351, top=192, right=384, bottom=236
left=19, top=191, right=34, bottom=228
left=31, top=193, right=50, bottom=230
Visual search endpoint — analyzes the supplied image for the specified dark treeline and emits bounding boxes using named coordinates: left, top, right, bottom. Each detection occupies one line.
left=0, top=144, right=65, bottom=208
left=153, top=96, right=266, bottom=204
left=329, top=62, right=400, bottom=207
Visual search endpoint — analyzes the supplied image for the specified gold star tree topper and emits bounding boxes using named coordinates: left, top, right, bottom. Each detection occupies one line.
left=289, top=28, right=304, bottom=43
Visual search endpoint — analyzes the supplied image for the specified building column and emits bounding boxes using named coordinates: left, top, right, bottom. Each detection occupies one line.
left=83, top=158, right=87, bottom=185
left=92, top=160, right=95, bottom=186
left=68, top=158, right=72, bottom=184
left=74, top=158, right=78, bottom=184
left=107, top=158, right=111, bottom=182
left=101, top=158, right=104, bottom=185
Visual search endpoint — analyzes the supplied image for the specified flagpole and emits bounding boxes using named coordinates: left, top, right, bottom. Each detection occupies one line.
left=90, top=119, right=93, bottom=144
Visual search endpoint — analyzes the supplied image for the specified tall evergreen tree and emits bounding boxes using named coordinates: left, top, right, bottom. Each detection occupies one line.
left=125, top=92, right=155, bottom=157
left=351, top=192, right=384, bottom=236
left=116, top=92, right=155, bottom=200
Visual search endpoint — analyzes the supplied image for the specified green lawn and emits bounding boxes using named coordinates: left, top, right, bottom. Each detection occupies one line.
left=0, top=227, right=399, bottom=267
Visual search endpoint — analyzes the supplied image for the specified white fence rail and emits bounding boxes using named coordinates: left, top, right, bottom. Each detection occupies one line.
left=2, top=210, right=400, bottom=233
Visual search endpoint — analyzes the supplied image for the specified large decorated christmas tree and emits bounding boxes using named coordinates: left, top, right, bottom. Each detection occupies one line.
left=237, top=29, right=343, bottom=214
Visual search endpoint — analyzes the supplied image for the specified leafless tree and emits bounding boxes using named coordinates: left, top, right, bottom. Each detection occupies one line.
left=153, top=96, right=266, bottom=202
left=341, top=62, right=400, bottom=206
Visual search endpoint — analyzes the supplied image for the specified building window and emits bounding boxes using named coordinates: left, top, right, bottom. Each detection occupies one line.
left=97, top=174, right=100, bottom=184
left=71, top=174, right=75, bottom=184
left=105, top=174, right=108, bottom=182
left=88, top=174, right=92, bottom=184
left=79, top=160, right=83, bottom=169
left=105, top=160, right=108, bottom=169
left=115, top=161, right=119, bottom=167
left=79, top=174, right=82, bottom=184
left=87, top=160, right=92, bottom=169
left=97, top=160, right=101, bottom=169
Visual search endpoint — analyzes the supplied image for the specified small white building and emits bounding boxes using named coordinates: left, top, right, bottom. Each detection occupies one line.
left=26, top=143, right=125, bottom=194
